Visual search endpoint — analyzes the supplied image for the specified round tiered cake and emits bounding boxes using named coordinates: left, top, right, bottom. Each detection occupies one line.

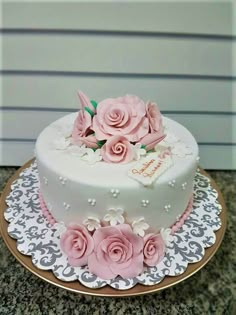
left=35, top=92, right=199, bottom=280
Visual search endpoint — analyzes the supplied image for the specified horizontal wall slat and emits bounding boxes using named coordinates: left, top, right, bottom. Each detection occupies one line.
left=1, top=110, right=235, bottom=144
left=2, top=34, right=232, bottom=76
left=0, top=141, right=235, bottom=170
left=2, top=3, right=232, bottom=36
left=1, top=75, right=234, bottom=112
left=199, top=145, right=235, bottom=170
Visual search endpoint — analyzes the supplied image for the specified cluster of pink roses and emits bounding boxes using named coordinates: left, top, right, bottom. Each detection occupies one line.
left=60, top=223, right=165, bottom=280
left=72, top=91, right=165, bottom=163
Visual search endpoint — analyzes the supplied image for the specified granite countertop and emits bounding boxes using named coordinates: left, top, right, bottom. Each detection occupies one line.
left=0, top=167, right=235, bottom=315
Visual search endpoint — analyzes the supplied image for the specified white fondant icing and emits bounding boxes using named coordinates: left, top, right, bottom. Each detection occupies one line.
left=36, top=114, right=198, bottom=232
left=132, top=218, right=149, bottom=237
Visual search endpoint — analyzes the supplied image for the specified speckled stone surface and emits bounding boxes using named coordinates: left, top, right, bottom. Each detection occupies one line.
left=0, top=167, right=235, bottom=315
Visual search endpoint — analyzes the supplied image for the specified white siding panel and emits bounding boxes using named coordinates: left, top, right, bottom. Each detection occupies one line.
left=0, top=141, right=35, bottom=166
left=2, top=75, right=234, bottom=112
left=1, top=110, right=235, bottom=144
left=199, top=145, right=235, bottom=170
left=3, top=34, right=232, bottom=76
left=0, top=141, right=235, bottom=169
left=2, top=3, right=232, bottom=36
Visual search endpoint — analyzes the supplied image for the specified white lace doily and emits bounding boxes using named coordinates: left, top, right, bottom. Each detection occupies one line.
left=4, top=162, right=222, bottom=290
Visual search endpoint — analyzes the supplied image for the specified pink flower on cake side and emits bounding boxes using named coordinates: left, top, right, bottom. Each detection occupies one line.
left=92, top=95, right=149, bottom=142
left=143, top=233, right=165, bottom=266
left=60, top=223, right=94, bottom=267
left=72, top=91, right=99, bottom=148
left=88, top=224, right=144, bottom=279
left=101, top=135, right=134, bottom=163
left=140, top=102, right=166, bottom=150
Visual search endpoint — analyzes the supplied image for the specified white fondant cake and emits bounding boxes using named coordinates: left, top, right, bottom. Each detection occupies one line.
left=36, top=114, right=198, bottom=231
left=35, top=92, right=199, bottom=280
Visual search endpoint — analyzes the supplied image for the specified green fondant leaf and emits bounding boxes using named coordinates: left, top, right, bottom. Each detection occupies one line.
left=141, top=144, right=146, bottom=149
left=84, top=107, right=94, bottom=117
left=97, top=140, right=106, bottom=148
left=90, top=100, right=98, bottom=110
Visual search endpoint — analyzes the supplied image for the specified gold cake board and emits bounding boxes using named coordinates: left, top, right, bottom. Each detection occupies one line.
left=0, top=159, right=227, bottom=297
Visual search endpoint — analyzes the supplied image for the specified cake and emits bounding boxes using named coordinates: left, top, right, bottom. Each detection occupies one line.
left=35, top=91, right=199, bottom=280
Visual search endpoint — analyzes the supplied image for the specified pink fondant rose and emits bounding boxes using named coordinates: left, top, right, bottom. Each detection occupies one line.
left=72, top=91, right=98, bottom=148
left=101, top=135, right=134, bottom=163
left=92, top=95, right=149, bottom=142
left=140, top=102, right=165, bottom=150
left=60, top=223, right=94, bottom=267
left=143, top=233, right=165, bottom=266
left=88, top=224, right=144, bottom=279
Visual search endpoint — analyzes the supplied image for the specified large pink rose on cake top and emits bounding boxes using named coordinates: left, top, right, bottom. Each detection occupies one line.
left=140, top=102, right=165, bottom=150
left=72, top=91, right=98, bottom=148
left=60, top=223, right=94, bottom=267
left=92, top=95, right=149, bottom=142
left=88, top=224, right=144, bottom=279
left=101, top=135, right=134, bottom=163
left=143, top=233, right=165, bottom=266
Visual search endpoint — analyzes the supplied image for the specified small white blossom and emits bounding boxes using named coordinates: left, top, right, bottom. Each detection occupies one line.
left=161, top=133, right=179, bottom=145
left=133, top=143, right=146, bottom=160
left=83, top=217, right=101, bottom=231
left=160, top=228, right=174, bottom=247
left=54, top=123, right=73, bottom=138
left=103, top=208, right=124, bottom=226
left=132, top=218, right=149, bottom=237
left=81, top=148, right=102, bottom=164
left=154, top=143, right=170, bottom=155
left=171, top=142, right=192, bottom=158
left=53, top=222, right=67, bottom=237
left=52, top=137, right=71, bottom=150
left=67, top=144, right=87, bottom=157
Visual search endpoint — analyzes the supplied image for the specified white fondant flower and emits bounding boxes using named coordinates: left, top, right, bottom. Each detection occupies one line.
left=154, top=143, right=170, bottom=155
left=83, top=217, right=101, bottom=232
left=54, top=122, right=73, bottom=138
left=160, top=228, right=174, bottom=247
left=67, top=144, right=87, bottom=157
left=132, top=217, right=149, bottom=237
left=53, top=222, right=67, bottom=237
left=171, top=142, right=192, bottom=158
left=103, top=208, right=124, bottom=226
left=161, top=132, right=179, bottom=145
left=52, top=137, right=71, bottom=150
left=81, top=148, right=102, bottom=165
left=133, top=143, right=147, bottom=160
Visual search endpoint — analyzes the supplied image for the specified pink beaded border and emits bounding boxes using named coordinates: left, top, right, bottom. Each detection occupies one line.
left=171, top=196, right=193, bottom=235
left=39, top=191, right=57, bottom=225
left=38, top=191, right=193, bottom=233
